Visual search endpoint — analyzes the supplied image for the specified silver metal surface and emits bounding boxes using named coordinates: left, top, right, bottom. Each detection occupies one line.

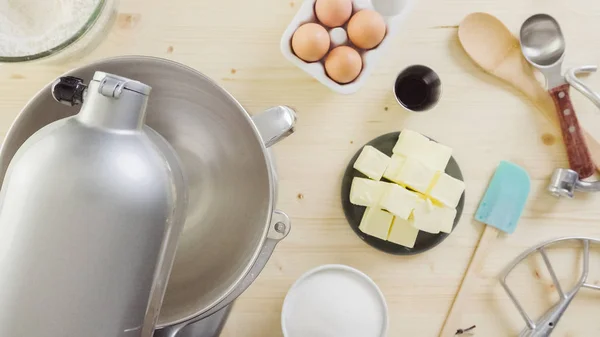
left=499, top=237, right=600, bottom=337
left=548, top=168, right=578, bottom=198
left=252, top=106, right=296, bottom=148
left=0, top=72, right=188, bottom=337
left=0, top=56, right=296, bottom=336
left=155, top=211, right=291, bottom=337
left=565, top=65, right=600, bottom=110
left=520, top=14, right=567, bottom=89
left=94, top=71, right=152, bottom=96
left=548, top=168, right=600, bottom=198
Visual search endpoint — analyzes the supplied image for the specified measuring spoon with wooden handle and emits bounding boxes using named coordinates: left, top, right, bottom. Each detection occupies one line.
left=458, top=12, right=600, bottom=173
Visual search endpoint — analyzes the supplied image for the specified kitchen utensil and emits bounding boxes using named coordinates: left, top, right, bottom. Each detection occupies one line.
left=0, top=56, right=296, bottom=337
left=458, top=13, right=600, bottom=173
left=280, top=0, right=415, bottom=94
left=393, top=65, right=442, bottom=112
left=499, top=237, right=600, bottom=337
left=439, top=161, right=530, bottom=337
left=520, top=14, right=595, bottom=179
left=566, top=65, right=600, bottom=110
left=341, top=131, right=465, bottom=255
left=547, top=65, right=600, bottom=197
left=0, top=72, right=188, bottom=337
left=281, top=265, right=388, bottom=337
left=548, top=166, right=600, bottom=198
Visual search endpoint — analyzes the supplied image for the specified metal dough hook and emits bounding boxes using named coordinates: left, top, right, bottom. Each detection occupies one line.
left=499, top=237, right=600, bottom=337
left=548, top=66, right=600, bottom=198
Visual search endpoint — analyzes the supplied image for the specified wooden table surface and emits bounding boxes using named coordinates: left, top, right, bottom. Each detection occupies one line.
left=2, top=0, right=600, bottom=336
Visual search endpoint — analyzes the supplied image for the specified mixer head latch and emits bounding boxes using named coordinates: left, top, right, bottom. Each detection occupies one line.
left=51, top=76, right=87, bottom=106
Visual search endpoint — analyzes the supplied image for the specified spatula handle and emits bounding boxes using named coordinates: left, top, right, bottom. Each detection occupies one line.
left=549, top=84, right=595, bottom=179
left=438, top=226, right=500, bottom=337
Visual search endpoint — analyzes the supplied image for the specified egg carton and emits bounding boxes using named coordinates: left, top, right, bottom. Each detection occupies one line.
left=280, top=0, right=416, bottom=95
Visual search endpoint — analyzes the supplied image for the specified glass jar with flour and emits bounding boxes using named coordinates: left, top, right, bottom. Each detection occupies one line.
left=0, top=0, right=118, bottom=63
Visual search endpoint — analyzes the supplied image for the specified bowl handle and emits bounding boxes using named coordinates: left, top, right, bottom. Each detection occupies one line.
left=252, top=106, right=297, bottom=148
left=154, top=210, right=291, bottom=337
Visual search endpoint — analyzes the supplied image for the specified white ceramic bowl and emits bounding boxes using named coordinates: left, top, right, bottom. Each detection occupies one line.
left=280, top=0, right=415, bottom=94
left=281, top=264, right=388, bottom=337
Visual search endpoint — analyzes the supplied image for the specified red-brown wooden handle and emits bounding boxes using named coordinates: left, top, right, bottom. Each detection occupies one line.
left=549, top=84, right=595, bottom=179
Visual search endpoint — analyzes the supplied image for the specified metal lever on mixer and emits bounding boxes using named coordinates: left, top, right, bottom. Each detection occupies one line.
left=51, top=76, right=87, bottom=106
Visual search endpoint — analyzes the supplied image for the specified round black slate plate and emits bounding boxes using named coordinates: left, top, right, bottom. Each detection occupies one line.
left=341, top=131, right=465, bottom=255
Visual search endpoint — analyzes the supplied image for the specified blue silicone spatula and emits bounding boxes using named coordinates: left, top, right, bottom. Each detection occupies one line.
left=475, top=161, right=531, bottom=234
left=439, top=161, right=531, bottom=337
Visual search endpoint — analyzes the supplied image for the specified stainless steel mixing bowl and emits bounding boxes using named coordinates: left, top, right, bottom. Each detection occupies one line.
left=0, top=56, right=296, bottom=336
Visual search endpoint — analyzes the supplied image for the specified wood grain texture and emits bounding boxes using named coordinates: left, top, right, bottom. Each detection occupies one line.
left=459, top=12, right=600, bottom=174
left=549, top=84, right=595, bottom=178
left=438, top=226, right=499, bottom=337
left=1, top=1, right=600, bottom=336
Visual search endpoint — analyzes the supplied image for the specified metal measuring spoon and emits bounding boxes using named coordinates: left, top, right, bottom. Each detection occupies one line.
left=520, top=14, right=596, bottom=179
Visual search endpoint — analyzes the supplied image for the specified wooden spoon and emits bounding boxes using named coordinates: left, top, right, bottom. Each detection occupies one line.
left=439, top=13, right=600, bottom=337
left=457, top=12, right=600, bottom=172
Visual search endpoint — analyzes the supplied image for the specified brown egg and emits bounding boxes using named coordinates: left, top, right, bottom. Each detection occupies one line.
left=325, top=46, right=363, bottom=84
left=348, top=9, right=387, bottom=49
left=292, top=23, right=331, bottom=62
left=315, top=0, right=353, bottom=28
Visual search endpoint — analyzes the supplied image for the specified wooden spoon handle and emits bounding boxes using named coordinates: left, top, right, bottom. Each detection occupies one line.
left=549, top=84, right=596, bottom=179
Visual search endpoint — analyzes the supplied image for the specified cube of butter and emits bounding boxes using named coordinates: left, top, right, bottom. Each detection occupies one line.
left=359, top=207, right=394, bottom=240
left=379, top=184, right=420, bottom=220
left=411, top=202, right=457, bottom=234
left=387, top=217, right=419, bottom=248
left=353, top=145, right=391, bottom=180
left=418, top=141, right=453, bottom=171
left=395, top=157, right=437, bottom=193
left=382, top=154, right=406, bottom=183
left=392, top=130, right=430, bottom=157
left=429, top=173, right=465, bottom=208
left=350, top=178, right=388, bottom=207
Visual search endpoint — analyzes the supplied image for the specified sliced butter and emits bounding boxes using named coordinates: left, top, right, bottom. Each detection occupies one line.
left=392, top=130, right=430, bottom=157
left=350, top=177, right=388, bottom=207
left=429, top=172, right=465, bottom=208
left=411, top=202, right=457, bottom=234
left=379, top=184, right=420, bottom=220
left=359, top=207, right=394, bottom=240
left=387, top=217, right=419, bottom=248
left=382, top=154, right=406, bottom=183
left=418, top=141, right=452, bottom=171
left=394, top=157, right=437, bottom=193
left=353, top=145, right=391, bottom=181
left=392, top=129, right=452, bottom=171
